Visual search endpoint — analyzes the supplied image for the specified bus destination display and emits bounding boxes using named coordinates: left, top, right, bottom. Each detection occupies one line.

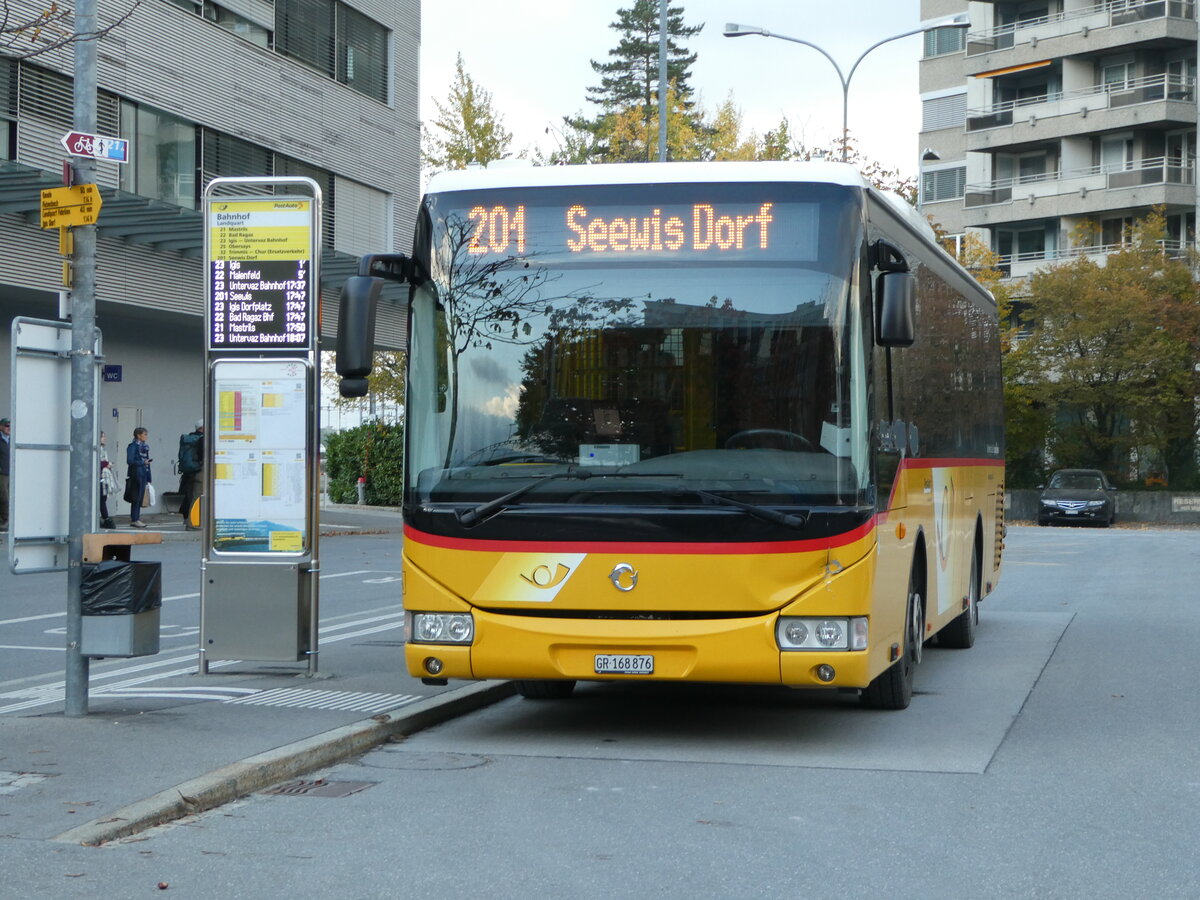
left=208, top=199, right=314, bottom=350
left=452, top=199, right=817, bottom=263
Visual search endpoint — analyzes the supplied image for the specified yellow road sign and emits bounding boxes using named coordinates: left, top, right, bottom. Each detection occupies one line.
left=40, top=184, right=102, bottom=229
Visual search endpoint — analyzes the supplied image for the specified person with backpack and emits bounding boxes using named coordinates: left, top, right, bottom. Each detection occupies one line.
left=177, top=421, right=204, bottom=530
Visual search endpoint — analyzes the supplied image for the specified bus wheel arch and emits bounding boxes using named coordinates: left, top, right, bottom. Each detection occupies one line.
left=861, top=537, right=926, bottom=710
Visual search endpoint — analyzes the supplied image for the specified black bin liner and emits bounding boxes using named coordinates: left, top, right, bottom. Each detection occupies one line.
left=81, top=561, right=163, bottom=616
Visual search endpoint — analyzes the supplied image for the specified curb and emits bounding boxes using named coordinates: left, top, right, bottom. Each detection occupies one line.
left=52, top=680, right=515, bottom=846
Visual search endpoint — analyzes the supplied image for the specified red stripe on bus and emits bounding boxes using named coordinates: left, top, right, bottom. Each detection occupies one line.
left=403, top=520, right=878, bottom=556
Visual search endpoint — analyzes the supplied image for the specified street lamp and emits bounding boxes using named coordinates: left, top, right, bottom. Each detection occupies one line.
left=723, top=14, right=970, bottom=162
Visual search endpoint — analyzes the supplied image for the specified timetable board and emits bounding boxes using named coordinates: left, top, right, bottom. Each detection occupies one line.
left=207, top=197, right=314, bottom=351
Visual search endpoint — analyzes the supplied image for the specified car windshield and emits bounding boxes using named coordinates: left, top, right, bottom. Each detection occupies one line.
left=405, top=181, right=869, bottom=530
left=1048, top=473, right=1103, bottom=491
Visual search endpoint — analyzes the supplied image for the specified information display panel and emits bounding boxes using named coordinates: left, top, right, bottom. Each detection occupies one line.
left=207, top=197, right=314, bottom=351
left=211, top=359, right=310, bottom=554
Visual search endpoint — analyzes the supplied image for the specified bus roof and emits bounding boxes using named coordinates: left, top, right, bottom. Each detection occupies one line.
left=424, top=160, right=873, bottom=194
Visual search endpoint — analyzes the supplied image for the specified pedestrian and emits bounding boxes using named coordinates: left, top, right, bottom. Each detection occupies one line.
left=177, top=420, right=204, bottom=530
left=98, top=431, right=118, bottom=529
left=0, top=417, right=10, bottom=532
left=126, top=426, right=152, bottom=528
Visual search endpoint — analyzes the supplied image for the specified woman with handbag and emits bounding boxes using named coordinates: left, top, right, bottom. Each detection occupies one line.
left=125, top=427, right=152, bottom=528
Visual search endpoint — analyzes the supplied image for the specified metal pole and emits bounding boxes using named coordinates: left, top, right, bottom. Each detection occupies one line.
left=65, top=0, right=99, bottom=717
left=658, top=0, right=668, bottom=162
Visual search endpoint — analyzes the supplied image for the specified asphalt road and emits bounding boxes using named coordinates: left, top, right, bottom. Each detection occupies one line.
left=6, top=524, right=1200, bottom=897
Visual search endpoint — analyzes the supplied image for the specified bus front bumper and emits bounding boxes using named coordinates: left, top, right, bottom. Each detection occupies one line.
left=405, top=609, right=875, bottom=689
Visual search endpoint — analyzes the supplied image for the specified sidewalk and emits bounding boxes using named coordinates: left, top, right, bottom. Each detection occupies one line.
left=0, top=504, right=513, bottom=846
left=1, top=629, right=511, bottom=845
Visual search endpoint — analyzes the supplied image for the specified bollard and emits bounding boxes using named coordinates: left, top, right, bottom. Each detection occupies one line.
left=357, top=476, right=366, bottom=505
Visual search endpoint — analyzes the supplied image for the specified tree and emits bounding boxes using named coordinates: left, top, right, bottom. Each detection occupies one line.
left=565, top=0, right=702, bottom=162
left=321, top=349, right=406, bottom=416
left=1006, top=210, right=1200, bottom=486
left=2, top=0, right=138, bottom=59
left=423, top=53, right=513, bottom=173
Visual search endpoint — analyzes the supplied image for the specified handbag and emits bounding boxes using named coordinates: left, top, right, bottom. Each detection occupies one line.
left=124, top=477, right=136, bottom=504
left=143, top=482, right=156, bottom=508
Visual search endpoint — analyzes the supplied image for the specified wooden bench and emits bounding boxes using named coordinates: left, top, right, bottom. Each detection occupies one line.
left=83, top=531, right=163, bottom=563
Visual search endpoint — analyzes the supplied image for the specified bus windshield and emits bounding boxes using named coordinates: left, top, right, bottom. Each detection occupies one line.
left=406, top=181, right=870, bottom=537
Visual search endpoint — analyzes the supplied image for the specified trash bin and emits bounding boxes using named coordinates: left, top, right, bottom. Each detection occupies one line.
left=80, top=560, right=162, bottom=658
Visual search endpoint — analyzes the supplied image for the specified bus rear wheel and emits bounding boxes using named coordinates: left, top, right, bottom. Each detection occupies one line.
left=861, top=567, right=923, bottom=710
left=515, top=680, right=577, bottom=700
left=939, top=544, right=979, bottom=650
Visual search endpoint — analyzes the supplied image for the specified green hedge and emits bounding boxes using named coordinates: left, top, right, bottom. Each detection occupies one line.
left=324, top=420, right=404, bottom=506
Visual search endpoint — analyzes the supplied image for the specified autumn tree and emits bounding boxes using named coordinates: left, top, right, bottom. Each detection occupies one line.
left=564, top=0, right=702, bottom=162
left=423, top=53, right=513, bottom=173
left=1007, top=210, right=1200, bottom=486
left=2, top=0, right=138, bottom=59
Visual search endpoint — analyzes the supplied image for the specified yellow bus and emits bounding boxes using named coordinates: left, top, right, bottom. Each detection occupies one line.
left=337, top=161, right=1004, bottom=710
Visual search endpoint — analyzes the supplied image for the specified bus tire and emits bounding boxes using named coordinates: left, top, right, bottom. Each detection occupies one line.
left=515, top=680, right=577, bottom=700
left=861, top=564, right=923, bottom=710
left=939, top=539, right=980, bottom=650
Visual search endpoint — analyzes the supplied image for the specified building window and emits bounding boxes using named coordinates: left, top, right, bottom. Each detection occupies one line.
left=337, top=3, right=389, bottom=103
left=120, top=102, right=199, bottom=209
left=165, top=0, right=272, bottom=48
left=202, top=3, right=271, bottom=48
left=276, top=0, right=389, bottom=103
left=922, top=92, right=967, bottom=130
left=924, top=26, right=966, bottom=58
left=201, top=130, right=272, bottom=184
left=277, top=156, right=335, bottom=247
left=0, top=57, right=15, bottom=159
left=1101, top=217, right=1134, bottom=247
left=922, top=166, right=966, bottom=203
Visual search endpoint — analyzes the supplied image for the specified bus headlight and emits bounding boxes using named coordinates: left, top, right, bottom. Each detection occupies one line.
left=408, top=612, right=474, bottom=644
left=777, top=617, right=868, bottom=651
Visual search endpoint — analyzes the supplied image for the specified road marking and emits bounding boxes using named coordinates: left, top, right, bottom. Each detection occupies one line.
left=1, top=771, right=53, bottom=794
left=0, top=610, right=406, bottom=714
left=224, top=688, right=417, bottom=713
left=87, top=685, right=417, bottom=713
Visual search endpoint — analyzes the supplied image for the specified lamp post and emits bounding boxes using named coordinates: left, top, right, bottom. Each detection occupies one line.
left=723, top=15, right=969, bottom=162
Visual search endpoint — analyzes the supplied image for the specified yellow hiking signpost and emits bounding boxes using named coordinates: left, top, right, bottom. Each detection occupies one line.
left=40, top=184, right=102, bottom=229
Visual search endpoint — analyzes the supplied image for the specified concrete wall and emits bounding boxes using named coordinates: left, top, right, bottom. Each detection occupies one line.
left=2, top=294, right=203, bottom=515
left=1007, top=490, right=1200, bottom=525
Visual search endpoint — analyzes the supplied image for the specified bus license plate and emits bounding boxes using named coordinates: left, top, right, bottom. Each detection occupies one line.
left=595, top=654, right=654, bottom=675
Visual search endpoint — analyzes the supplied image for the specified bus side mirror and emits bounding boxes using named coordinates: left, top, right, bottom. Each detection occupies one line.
left=336, top=275, right=382, bottom=398
left=877, top=271, right=915, bottom=347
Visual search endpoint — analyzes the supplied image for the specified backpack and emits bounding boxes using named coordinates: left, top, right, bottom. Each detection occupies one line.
left=178, top=432, right=203, bottom=474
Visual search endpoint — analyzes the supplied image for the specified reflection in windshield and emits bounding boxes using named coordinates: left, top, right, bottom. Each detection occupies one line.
left=407, top=183, right=868, bottom=520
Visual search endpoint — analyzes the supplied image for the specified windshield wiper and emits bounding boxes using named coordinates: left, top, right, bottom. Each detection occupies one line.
left=456, top=470, right=683, bottom=527
left=457, top=470, right=593, bottom=527
left=671, top=488, right=809, bottom=530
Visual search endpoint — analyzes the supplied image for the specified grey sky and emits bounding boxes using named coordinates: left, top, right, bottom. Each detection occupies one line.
left=420, top=1, right=925, bottom=173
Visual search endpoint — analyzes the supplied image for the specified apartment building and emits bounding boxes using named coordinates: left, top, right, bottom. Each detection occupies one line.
left=0, top=0, right=418, bottom=488
left=919, top=0, right=1197, bottom=279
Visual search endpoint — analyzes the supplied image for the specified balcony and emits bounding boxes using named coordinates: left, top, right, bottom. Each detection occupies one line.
left=966, top=0, right=1196, bottom=69
left=967, top=73, right=1194, bottom=132
left=965, top=156, right=1194, bottom=208
left=995, top=238, right=1187, bottom=278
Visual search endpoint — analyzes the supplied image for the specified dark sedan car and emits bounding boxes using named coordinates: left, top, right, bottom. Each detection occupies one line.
left=1037, top=469, right=1117, bottom=527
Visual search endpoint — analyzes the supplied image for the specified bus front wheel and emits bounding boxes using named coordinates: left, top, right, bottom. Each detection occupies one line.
left=516, top=680, right=577, bottom=700
left=861, top=567, right=923, bottom=710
